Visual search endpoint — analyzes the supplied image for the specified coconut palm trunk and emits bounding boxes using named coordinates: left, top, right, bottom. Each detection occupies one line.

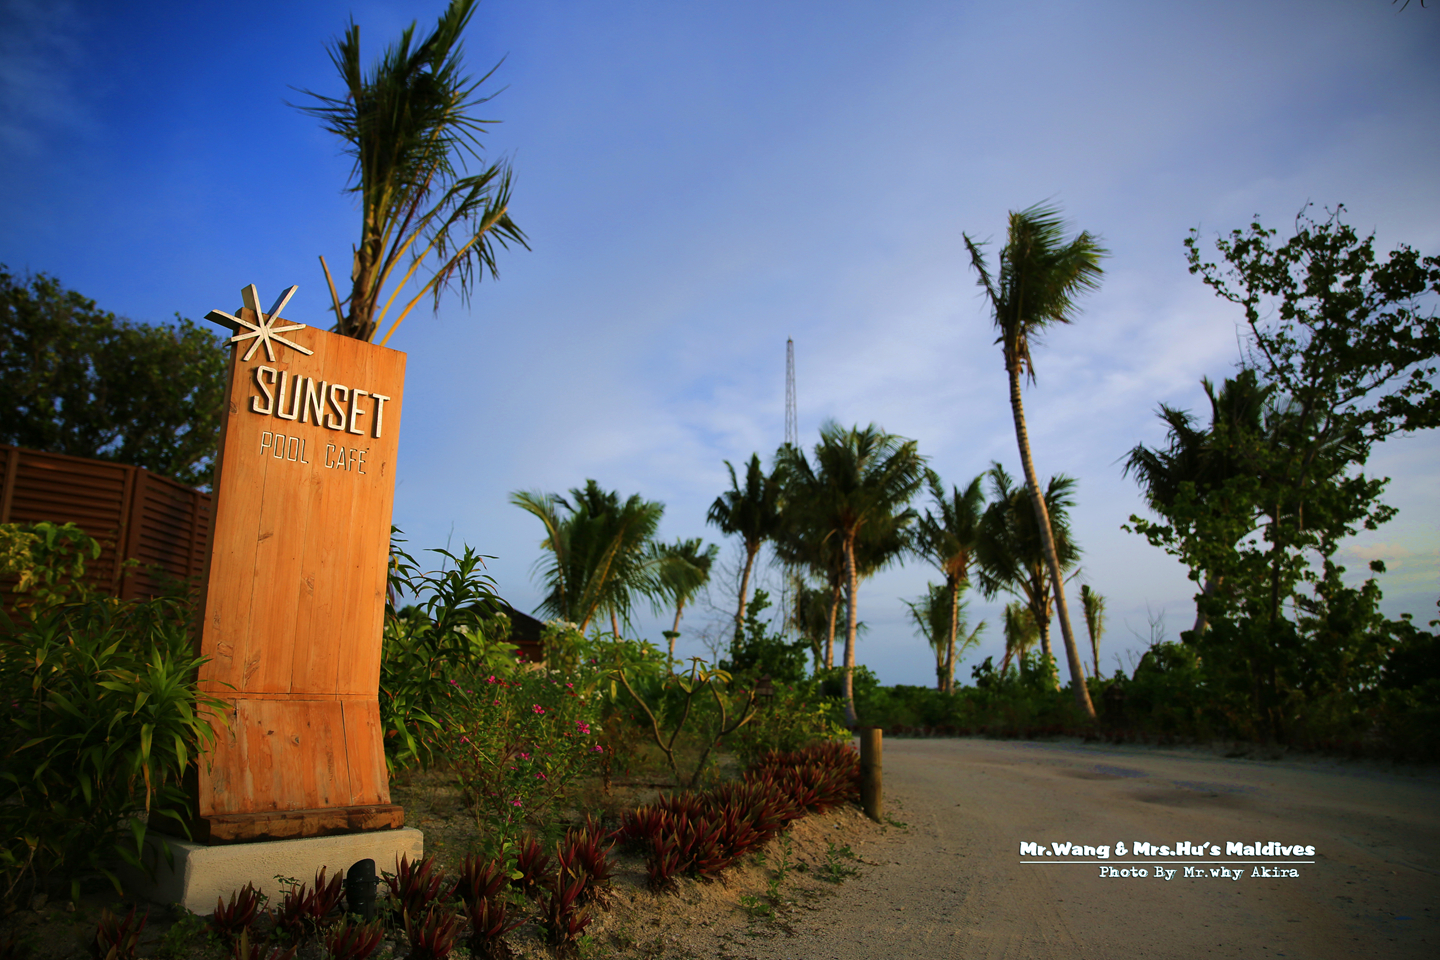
left=841, top=532, right=860, bottom=726
left=825, top=579, right=842, bottom=669
left=943, top=580, right=960, bottom=694
left=1008, top=365, right=1095, bottom=716
left=735, top=542, right=760, bottom=631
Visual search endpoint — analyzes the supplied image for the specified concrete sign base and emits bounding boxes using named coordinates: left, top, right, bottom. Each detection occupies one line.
left=121, top=828, right=424, bottom=915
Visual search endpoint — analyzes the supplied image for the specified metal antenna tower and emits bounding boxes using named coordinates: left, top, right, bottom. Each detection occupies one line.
left=781, top=337, right=799, bottom=632
left=784, top=338, right=797, bottom=448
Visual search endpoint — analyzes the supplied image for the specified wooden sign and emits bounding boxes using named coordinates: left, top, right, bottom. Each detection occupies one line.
left=194, top=285, right=406, bottom=844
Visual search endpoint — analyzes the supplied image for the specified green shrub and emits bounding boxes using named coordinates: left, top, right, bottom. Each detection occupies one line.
left=733, top=678, right=849, bottom=767
left=722, top=591, right=810, bottom=684
left=0, top=597, right=226, bottom=904
left=1, top=521, right=102, bottom=610
left=379, top=538, right=516, bottom=768
left=446, top=668, right=605, bottom=852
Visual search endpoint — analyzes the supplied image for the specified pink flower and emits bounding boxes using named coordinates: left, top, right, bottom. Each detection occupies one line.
left=593, top=745, right=604, bottom=753
left=519, top=752, right=531, bottom=760
left=536, top=773, right=547, bottom=780
left=532, top=704, right=545, bottom=715
left=566, top=683, right=574, bottom=689
left=487, top=675, right=497, bottom=684
left=512, top=799, right=523, bottom=807
left=575, top=721, right=591, bottom=735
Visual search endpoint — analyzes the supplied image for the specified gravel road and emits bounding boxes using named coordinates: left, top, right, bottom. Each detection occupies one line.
left=711, top=738, right=1439, bottom=960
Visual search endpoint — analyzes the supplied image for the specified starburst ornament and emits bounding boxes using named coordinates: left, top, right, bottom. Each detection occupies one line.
left=206, top=284, right=316, bottom=362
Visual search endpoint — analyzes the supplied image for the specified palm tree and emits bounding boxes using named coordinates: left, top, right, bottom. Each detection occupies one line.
left=775, top=422, right=926, bottom=725
left=774, top=500, right=909, bottom=670
left=650, top=537, right=718, bottom=673
left=974, top=463, right=1081, bottom=683
left=904, top=582, right=986, bottom=690
left=1122, top=370, right=1274, bottom=637
left=1079, top=584, right=1106, bottom=677
left=787, top=574, right=834, bottom=670
left=912, top=470, right=986, bottom=693
left=965, top=203, right=1106, bottom=718
left=706, top=453, right=783, bottom=632
left=773, top=523, right=845, bottom=669
left=999, top=601, right=1039, bottom=676
left=510, top=480, right=665, bottom=634
left=298, top=0, right=528, bottom=344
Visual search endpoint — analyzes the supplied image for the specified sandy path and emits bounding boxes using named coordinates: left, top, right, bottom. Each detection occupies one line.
left=692, top=738, right=1439, bottom=960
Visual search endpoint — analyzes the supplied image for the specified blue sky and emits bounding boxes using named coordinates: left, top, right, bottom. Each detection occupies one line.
left=3, top=0, right=1437, bottom=685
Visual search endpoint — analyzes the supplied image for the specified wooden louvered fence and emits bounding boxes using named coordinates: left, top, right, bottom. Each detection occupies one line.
left=0, top=443, right=212, bottom=601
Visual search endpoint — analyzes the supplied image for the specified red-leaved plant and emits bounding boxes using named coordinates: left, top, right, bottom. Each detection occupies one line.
left=540, top=873, right=591, bottom=953
left=456, top=853, right=523, bottom=960
left=230, top=928, right=297, bottom=960
left=276, top=867, right=344, bottom=939
left=90, top=906, right=147, bottom=960
left=404, top=905, right=464, bottom=960
left=208, top=882, right=263, bottom=943
left=560, top=815, right=615, bottom=907
left=322, top=916, right=386, bottom=960
left=511, top=834, right=554, bottom=900
left=386, top=855, right=452, bottom=925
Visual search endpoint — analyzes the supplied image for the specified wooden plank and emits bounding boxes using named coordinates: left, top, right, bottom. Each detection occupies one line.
left=0, top=446, right=17, bottom=523
left=341, top=699, right=391, bottom=806
left=118, top=466, right=142, bottom=598
left=194, top=804, right=404, bottom=845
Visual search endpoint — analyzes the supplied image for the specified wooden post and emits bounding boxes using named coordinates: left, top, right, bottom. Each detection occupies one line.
left=859, top=726, right=883, bottom=822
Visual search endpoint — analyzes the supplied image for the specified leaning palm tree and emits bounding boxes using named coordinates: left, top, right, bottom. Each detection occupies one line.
left=706, top=453, right=783, bottom=633
left=775, top=422, right=926, bottom=725
left=912, top=470, right=986, bottom=693
left=298, top=0, right=528, bottom=344
left=1079, top=584, right=1106, bottom=677
left=965, top=203, right=1106, bottom=718
left=905, top=582, right=986, bottom=691
left=974, top=463, right=1081, bottom=684
left=650, top=537, right=718, bottom=672
left=510, top=480, right=665, bottom=634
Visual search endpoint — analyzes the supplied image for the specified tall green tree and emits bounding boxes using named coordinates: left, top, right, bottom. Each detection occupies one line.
left=1122, top=369, right=1276, bottom=636
left=0, top=269, right=226, bottom=488
left=775, top=422, right=926, bottom=725
left=510, top=480, right=665, bottom=634
left=974, top=463, right=1081, bottom=684
left=1180, top=205, right=1440, bottom=627
left=706, top=453, right=783, bottom=632
left=904, top=582, right=985, bottom=691
left=965, top=203, right=1106, bottom=718
left=912, top=471, right=987, bottom=693
left=650, top=537, right=718, bottom=673
left=299, top=0, right=527, bottom=344
left=1128, top=206, right=1440, bottom=737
